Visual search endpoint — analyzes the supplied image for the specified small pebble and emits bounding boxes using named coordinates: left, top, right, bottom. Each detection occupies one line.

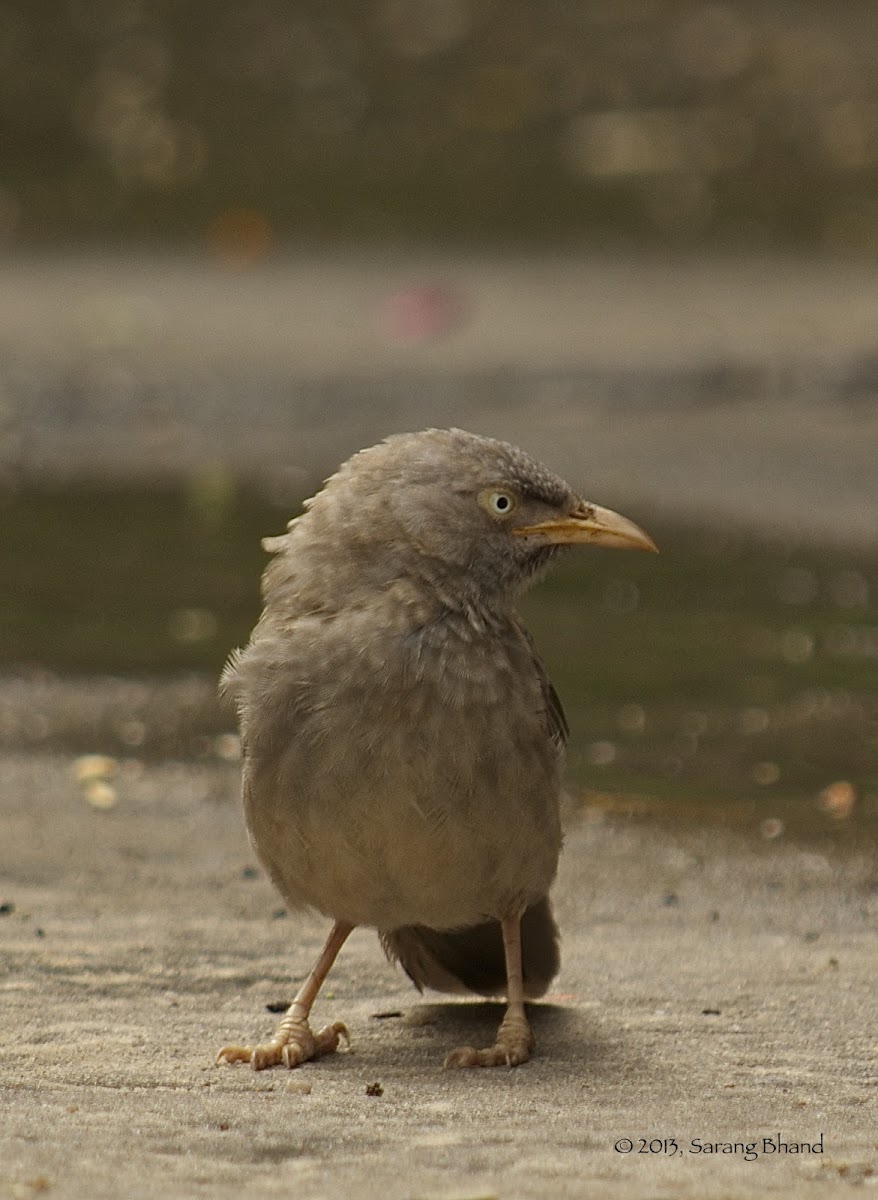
left=285, top=1080, right=312, bottom=1095
left=85, top=780, right=117, bottom=810
left=72, top=754, right=118, bottom=783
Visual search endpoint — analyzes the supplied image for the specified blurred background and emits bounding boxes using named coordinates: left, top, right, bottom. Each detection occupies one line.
left=0, top=0, right=875, bottom=842
left=4, top=0, right=878, bottom=248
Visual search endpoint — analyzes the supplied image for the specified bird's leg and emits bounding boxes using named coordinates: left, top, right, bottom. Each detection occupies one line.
left=216, top=920, right=353, bottom=1071
left=444, top=915, right=535, bottom=1069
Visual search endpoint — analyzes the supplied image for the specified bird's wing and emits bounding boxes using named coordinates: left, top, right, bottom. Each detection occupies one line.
left=511, top=616, right=569, bottom=749
left=543, top=670, right=570, bottom=748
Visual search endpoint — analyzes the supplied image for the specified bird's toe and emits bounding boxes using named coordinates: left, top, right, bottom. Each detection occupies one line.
left=443, top=1037, right=532, bottom=1070
left=443, top=1013, right=534, bottom=1069
left=214, top=1044, right=254, bottom=1067
left=216, top=1018, right=349, bottom=1071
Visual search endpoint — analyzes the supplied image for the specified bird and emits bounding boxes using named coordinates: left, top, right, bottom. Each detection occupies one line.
left=216, top=428, right=656, bottom=1071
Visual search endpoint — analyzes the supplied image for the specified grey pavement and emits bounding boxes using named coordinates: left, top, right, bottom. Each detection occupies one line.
left=1, top=752, right=876, bottom=1199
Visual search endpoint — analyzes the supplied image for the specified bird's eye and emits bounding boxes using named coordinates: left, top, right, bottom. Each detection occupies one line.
left=480, top=489, right=517, bottom=517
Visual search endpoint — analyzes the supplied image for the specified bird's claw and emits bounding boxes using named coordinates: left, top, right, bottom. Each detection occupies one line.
left=443, top=1016, right=533, bottom=1069
left=216, top=1020, right=349, bottom=1071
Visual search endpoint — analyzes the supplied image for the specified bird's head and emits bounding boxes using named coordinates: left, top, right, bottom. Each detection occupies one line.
left=282, top=429, right=656, bottom=611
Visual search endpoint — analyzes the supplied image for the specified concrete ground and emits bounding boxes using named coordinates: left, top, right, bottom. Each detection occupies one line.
left=1, top=752, right=875, bottom=1199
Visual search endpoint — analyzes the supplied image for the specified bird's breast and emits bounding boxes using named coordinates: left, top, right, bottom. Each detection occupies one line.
left=237, top=606, right=563, bottom=929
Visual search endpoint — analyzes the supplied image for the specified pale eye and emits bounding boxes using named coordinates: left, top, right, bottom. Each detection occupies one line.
left=481, top=489, right=517, bottom=517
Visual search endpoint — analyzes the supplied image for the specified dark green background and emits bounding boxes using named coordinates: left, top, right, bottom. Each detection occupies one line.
left=4, top=1, right=877, bottom=249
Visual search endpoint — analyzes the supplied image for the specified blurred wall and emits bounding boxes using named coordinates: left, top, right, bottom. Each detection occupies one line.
left=2, top=1, right=877, bottom=251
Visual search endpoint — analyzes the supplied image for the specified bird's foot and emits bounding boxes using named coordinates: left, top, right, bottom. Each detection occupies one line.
left=216, top=1007, right=348, bottom=1071
left=443, top=1010, right=534, bottom=1069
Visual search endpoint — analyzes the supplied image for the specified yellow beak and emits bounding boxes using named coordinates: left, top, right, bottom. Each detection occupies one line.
left=512, top=502, right=658, bottom=553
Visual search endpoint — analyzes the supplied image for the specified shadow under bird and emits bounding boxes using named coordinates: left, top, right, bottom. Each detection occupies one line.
left=217, top=428, right=656, bottom=1070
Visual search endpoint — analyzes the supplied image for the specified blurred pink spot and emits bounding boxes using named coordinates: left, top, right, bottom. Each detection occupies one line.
left=383, top=283, right=462, bottom=342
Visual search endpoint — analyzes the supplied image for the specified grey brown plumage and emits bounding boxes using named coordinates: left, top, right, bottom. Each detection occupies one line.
left=217, top=428, right=655, bottom=1071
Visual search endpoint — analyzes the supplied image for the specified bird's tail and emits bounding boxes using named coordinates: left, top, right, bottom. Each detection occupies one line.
left=380, top=896, right=560, bottom=999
